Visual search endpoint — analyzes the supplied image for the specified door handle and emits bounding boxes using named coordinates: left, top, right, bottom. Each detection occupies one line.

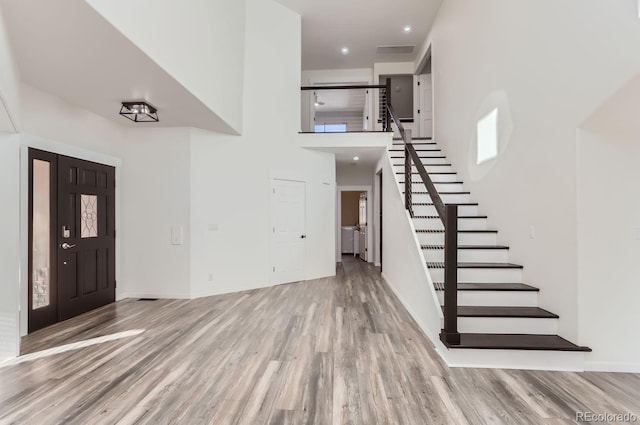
left=300, top=235, right=306, bottom=239
left=61, top=243, right=76, bottom=250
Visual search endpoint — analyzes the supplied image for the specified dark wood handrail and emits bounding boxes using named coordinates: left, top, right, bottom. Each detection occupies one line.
left=384, top=87, right=460, bottom=346
left=300, top=84, right=386, bottom=91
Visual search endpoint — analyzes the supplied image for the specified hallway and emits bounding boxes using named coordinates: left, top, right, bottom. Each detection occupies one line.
left=1, top=257, right=639, bottom=424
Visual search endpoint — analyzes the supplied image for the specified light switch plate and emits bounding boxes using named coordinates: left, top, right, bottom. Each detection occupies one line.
left=171, top=226, right=184, bottom=245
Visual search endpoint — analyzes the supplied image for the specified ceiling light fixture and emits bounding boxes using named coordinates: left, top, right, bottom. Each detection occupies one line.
left=353, top=156, right=360, bottom=161
left=341, top=47, right=350, bottom=55
left=403, top=25, right=412, bottom=33
left=119, top=101, right=159, bottom=122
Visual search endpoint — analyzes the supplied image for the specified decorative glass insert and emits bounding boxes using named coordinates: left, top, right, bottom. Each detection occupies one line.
left=81, top=195, right=98, bottom=238
left=32, top=159, right=51, bottom=310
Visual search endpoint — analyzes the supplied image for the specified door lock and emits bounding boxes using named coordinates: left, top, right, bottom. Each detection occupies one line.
left=61, top=243, right=76, bottom=250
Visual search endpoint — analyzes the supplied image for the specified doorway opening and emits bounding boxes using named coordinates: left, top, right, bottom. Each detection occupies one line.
left=376, top=170, right=383, bottom=271
left=336, top=186, right=372, bottom=263
left=28, top=148, right=116, bottom=333
left=415, top=46, right=433, bottom=138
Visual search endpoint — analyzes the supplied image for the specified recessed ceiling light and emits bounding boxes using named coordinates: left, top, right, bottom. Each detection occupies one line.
left=353, top=156, right=360, bottom=161
left=403, top=25, right=412, bottom=33
left=341, top=47, right=350, bottom=55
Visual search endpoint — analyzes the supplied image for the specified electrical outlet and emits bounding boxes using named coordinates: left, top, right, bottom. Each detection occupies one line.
left=208, top=273, right=214, bottom=282
left=529, top=225, right=536, bottom=239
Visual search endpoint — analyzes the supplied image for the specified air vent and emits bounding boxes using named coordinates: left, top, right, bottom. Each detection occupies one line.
left=376, top=45, right=415, bottom=55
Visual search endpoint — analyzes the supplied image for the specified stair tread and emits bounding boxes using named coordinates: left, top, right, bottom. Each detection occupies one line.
left=404, top=191, right=470, bottom=195
left=415, top=228, right=494, bottom=233
left=442, top=333, right=591, bottom=352
left=434, top=282, right=539, bottom=291
left=394, top=163, right=451, bottom=166
left=427, top=262, right=523, bottom=269
left=391, top=155, right=446, bottom=159
left=389, top=149, right=441, bottom=152
left=456, top=306, right=559, bottom=318
left=414, top=215, right=487, bottom=219
left=422, top=245, right=509, bottom=250
left=393, top=137, right=433, bottom=141
left=412, top=202, right=478, bottom=206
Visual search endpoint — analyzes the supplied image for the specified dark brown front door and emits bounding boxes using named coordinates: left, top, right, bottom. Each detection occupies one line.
left=57, top=155, right=116, bottom=321
left=28, top=149, right=116, bottom=332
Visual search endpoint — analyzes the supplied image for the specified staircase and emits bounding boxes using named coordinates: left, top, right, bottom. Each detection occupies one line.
left=390, top=137, right=590, bottom=367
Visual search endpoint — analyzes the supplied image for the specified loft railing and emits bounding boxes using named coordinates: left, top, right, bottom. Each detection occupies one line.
left=300, top=79, right=460, bottom=345
left=300, top=80, right=392, bottom=132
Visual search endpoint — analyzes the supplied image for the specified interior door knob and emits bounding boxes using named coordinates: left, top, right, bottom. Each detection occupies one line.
left=300, top=235, right=306, bottom=239
left=61, top=243, right=76, bottom=250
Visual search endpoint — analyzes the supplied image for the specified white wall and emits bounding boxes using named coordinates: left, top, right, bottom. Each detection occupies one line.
left=20, top=84, right=193, bottom=302
left=577, top=73, right=640, bottom=372
left=189, top=0, right=336, bottom=297
left=0, top=4, right=20, bottom=360
left=315, top=111, right=363, bottom=132
left=377, top=154, right=443, bottom=341
left=423, top=0, right=640, bottom=346
left=0, top=134, right=20, bottom=360
left=0, top=4, right=19, bottom=132
left=86, top=0, right=246, bottom=134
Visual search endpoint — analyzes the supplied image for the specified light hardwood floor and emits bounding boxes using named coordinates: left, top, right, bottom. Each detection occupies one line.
left=1, top=256, right=639, bottom=424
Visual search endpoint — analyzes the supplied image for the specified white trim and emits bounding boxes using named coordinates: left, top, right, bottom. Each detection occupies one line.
left=336, top=185, right=373, bottom=263
left=19, top=133, right=122, bottom=338
left=117, top=292, right=191, bottom=300
left=269, top=177, right=307, bottom=285
left=381, top=272, right=438, bottom=342
left=584, top=361, right=640, bottom=373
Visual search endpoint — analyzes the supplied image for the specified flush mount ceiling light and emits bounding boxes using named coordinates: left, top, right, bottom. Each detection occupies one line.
left=353, top=156, right=360, bottom=161
left=403, top=25, right=412, bottom=33
left=341, top=47, right=350, bottom=55
left=119, top=101, right=159, bottom=122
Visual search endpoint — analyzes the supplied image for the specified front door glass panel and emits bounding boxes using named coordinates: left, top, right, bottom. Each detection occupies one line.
left=32, top=159, right=51, bottom=310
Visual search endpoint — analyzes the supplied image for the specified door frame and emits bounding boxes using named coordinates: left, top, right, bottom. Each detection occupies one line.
left=269, top=177, right=307, bottom=285
left=19, top=134, right=122, bottom=337
left=336, top=185, right=373, bottom=263
left=415, top=44, right=434, bottom=138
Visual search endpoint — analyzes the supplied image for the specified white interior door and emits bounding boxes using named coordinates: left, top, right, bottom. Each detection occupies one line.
left=419, top=74, right=433, bottom=138
left=271, top=179, right=306, bottom=284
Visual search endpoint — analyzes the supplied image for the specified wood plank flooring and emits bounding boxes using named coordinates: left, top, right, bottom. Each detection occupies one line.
left=1, top=256, right=639, bottom=424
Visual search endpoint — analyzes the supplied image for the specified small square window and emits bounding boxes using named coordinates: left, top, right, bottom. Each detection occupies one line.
left=477, top=108, right=498, bottom=164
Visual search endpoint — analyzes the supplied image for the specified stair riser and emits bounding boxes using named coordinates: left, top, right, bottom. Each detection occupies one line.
left=413, top=217, right=487, bottom=231
left=399, top=182, right=465, bottom=192
left=400, top=182, right=434, bottom=192
left=457, top=317, right=558, bottom=335
left=409, top=193, right=471, bottom=204
left=430, top=267, right=522, bottom=283
left=423, top=248, right=509, bottom=263
left=412, top=205, right=478, bottom=216
left=391, top=156, right=449, bottom=165
left=417, top=232, right=497, bottom=246
left=393, top=164, right=453, bottom=173
left=434, top=182, right=465, bottom=192
left=437, top=291, right=538, bottom=307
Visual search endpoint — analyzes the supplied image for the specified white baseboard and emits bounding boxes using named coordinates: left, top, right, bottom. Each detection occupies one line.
left=375, top=262, right=381, bottom=267
left=584, top=361, right=640, bottom=373
left=117, top=292, right=191, bottom=300
left=380, top=272, right=439, bottom=344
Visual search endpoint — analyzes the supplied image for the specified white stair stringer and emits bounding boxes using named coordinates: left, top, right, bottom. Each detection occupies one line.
left=388, top=141, right=586, bottom=371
